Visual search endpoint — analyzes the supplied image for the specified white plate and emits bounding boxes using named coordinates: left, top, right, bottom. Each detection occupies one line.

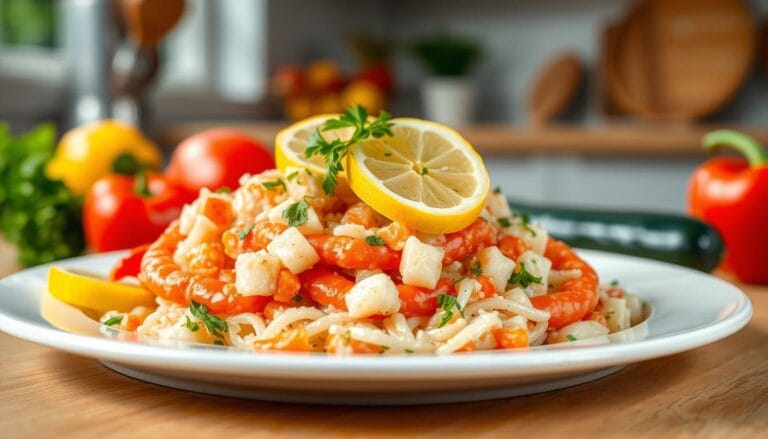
left=0, top=250, right=752, bottom=405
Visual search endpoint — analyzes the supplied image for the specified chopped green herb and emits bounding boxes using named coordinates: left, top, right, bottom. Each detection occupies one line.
left=305, top=168, right=313, bottom=176
left=493, top=186, right=501, bottom=194
left=380, top=345, right=390, bottom=353
left=216, top=186, right=231, bottom=194
left=103, top=315, right=123, bottom=326
left=183, top=316, right=200, bottom=332
left=469, top=261, right=482, bottom=276
left=291, top=294, right=303, bottom=304
left=282, top=197, right=311, bottom=227
left=566, top=334, right=577, bottom=341
left=512, top=211, right=537, bottom=237
left=404, top=349, right=414, bottom=354
left=304, top=104, right=394, bottom=195
left=497, top=217, right=511, bottom=228
left=384, top=152, right=392, bottom=157
left=262, top=178, right=286, bottom=192
left=364, top=235, right=386, bottom=246
left=610, top=279, right=620, bottom=287
left=437, top=293, right=463, bottom=328
left=452, top=276, right=466, bottom=285
left=189, top=300, right=228, bottom=339
left=238, top=223, right=255, bottom=240
left=213, top=340, right=225, bottom=346
left=286, top=171, right=299, bottom=182
left=420, top=167, right=429, bottom=175
left=508, top=263, right=542, bottom=288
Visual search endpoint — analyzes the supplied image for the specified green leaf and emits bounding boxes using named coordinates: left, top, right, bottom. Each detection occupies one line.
left=103, top=315, right=123, bottom=326
left=238, top=223, right=255, bottom=240
left=437, top=293, right=463, bottom=328
left=508, top=262, right=542, bottom=288
left=304, top=104, right=394, bottom=195
left=282, top=197, right=310, bottom=227
left=262, top=178, right=286, bottom=192
left=469, top=261, right=482, bottom=276
left=189, top=300, right=228, bottom=338
left=183, top=316, right=200, bottom=332
left=364, top=235, right=386, bottom=246
left=566, top=334, right=577, bottom=341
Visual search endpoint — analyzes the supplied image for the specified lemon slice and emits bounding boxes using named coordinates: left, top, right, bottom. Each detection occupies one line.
left=48, top=266, right=156, bottom=315
left=347, top=118, right=490, bottom=234
left=274, top=113, right=354, bottom=175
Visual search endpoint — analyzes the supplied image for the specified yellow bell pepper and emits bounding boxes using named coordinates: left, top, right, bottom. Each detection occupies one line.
left=46, top=120, right=162, bottom=195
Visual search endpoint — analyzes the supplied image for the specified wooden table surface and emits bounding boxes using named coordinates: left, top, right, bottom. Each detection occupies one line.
left=2, top=274, right=766, bottom=438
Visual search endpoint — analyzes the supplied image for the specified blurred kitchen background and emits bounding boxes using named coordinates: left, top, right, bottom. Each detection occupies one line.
left=2, top=0, right=768, bottom=213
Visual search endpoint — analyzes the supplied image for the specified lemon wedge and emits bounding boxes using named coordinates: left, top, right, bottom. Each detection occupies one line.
left=346, top=118, right=489, bottom=234
left=274, top=113, right=354, bottom=176
left=48, top=266, right=156, bottom=315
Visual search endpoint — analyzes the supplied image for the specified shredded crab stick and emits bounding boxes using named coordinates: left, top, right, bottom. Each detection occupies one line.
left=530, top=239, right=600, bottom=329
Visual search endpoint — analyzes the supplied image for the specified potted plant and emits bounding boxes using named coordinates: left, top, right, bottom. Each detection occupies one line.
left=411, top=32, right=481, bottom=126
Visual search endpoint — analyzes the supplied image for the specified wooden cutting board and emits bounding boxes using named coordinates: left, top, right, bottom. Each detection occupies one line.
left=527, top=52, right=584, bottom=126
left=605, top=0, right=756, bottom=121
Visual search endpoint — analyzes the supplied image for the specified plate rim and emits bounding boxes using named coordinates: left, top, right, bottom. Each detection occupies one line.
left=0, top=250, right=753, bottom=381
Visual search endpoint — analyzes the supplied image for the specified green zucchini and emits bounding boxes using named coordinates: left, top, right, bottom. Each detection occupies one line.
left=507, top=200, right=724, bottom=272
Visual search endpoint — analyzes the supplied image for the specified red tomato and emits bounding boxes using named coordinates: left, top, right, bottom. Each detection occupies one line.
left=165, top=129, right=275, bottom=194
left=356, top=64, right=394, bottom=95
left=84, top=173, right=188, bottom=252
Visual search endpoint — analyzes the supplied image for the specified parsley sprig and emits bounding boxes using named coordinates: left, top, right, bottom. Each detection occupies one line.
left=304, top=104, right=394, bottom=195
left=189, top=300, right=228, bottom=340
left=282, top=197, right=311, bottom=227
left=364, top=235, right=386, bottom=246
left=508, top=262, right=542, bottom=288
left=103, top=315, right=123, bottom=327
left=437, top=293, right=463, bottom=328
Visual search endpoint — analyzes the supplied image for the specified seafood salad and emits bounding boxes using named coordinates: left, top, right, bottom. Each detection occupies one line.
left=99, top=110, right=644, bottom=354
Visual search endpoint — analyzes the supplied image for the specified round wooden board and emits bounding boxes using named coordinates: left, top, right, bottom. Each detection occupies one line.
left=527, top=52, right=584, bottom=125
left=606, top=0, right=756, bottom=121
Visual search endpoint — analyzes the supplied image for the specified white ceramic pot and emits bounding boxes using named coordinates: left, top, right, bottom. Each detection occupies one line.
left=422, top=77, right=476, bottom=126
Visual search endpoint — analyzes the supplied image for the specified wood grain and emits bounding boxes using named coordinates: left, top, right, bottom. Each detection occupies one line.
left=1, top=274, right=766, bottom=438
left=158, top=121, right=768, bottom=157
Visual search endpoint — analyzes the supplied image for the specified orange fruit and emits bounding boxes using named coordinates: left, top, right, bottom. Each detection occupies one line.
left=342, top=80, right=386, bottom=114
left=305, top=59, right=344, bottom=93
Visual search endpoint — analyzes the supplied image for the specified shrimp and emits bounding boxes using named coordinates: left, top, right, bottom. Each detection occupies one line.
left=530, top=239, right=599, bottom=330
left=308, top=235, right=401, bottom=270
left=493, top=327, right=529, bottom=349
left=396, top=275, right=495, bottom=317
left=442, top=219, right=497, bottom=265
left=185, top=242, right=231, bottom=277
left=140, top=223, right=270, bottom=315
left=222, top=221, right=288, bottom=258
left=342, top=201, right=387, bottom=229
left=498, top=235, right=530, bottom=260
left=299, top=267, right=354, bottom=310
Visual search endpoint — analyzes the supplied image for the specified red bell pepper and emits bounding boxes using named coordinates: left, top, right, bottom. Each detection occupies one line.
left=688, top=130, right=768, bottom=284
left=109, top=244, right=149, bottom=281
left=84, top=173, right=187, bottom=252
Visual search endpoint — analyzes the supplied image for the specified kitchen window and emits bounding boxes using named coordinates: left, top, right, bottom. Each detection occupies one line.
left=0, top=0, right=267, bottom=126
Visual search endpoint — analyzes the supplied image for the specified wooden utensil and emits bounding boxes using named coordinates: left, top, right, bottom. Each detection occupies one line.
left=606, top=0, right=756, bottom=121
left=527, top=51, right=585, bottom=126
left=597, top=22, right=624, bottom=117
left=120, top=0, right=185, bottom=48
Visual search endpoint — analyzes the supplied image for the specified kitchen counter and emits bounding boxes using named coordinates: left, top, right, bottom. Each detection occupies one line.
left=1, top=273, right=765, bottom=437
left=159, top=122, right=768, bottom=156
